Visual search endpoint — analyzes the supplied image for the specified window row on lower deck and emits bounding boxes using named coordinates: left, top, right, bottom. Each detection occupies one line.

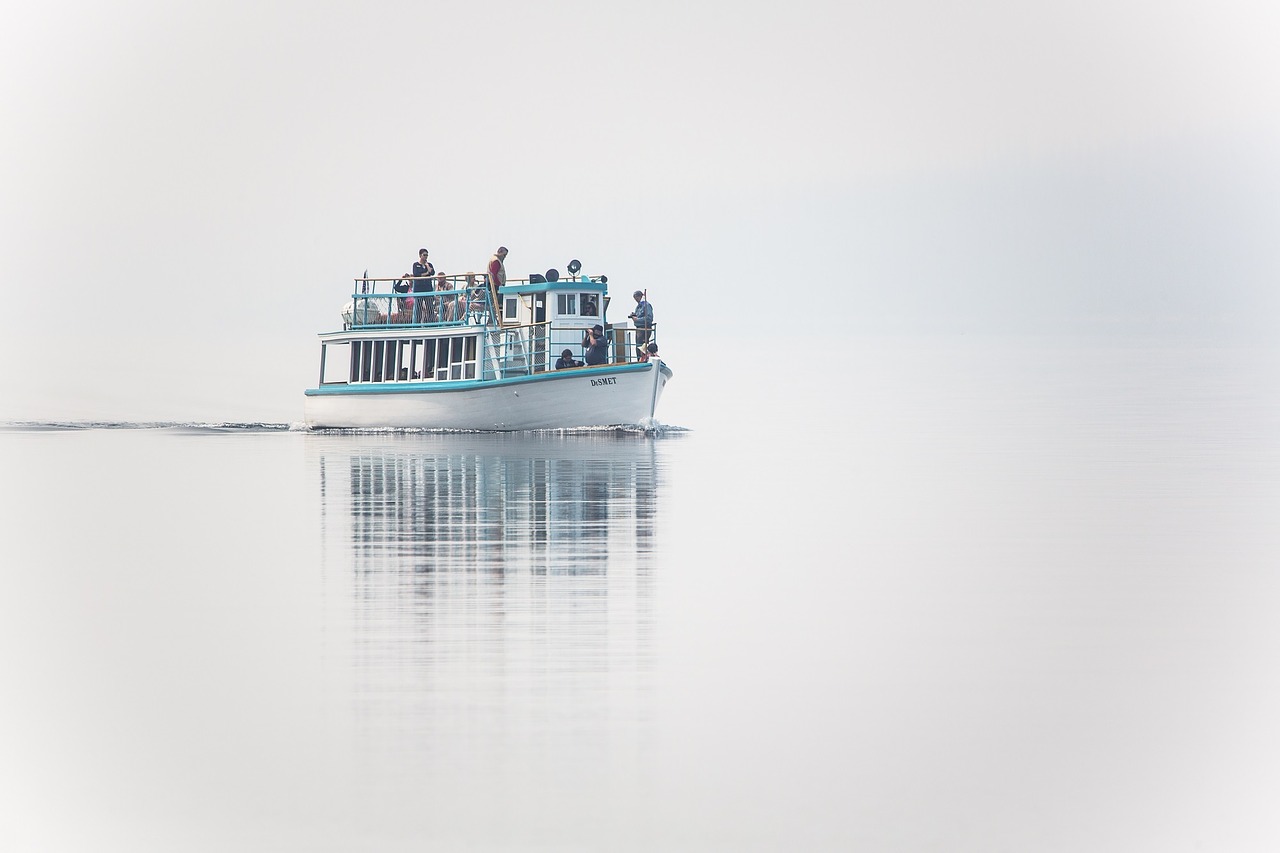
left=321, top=336, right=479, bottom=384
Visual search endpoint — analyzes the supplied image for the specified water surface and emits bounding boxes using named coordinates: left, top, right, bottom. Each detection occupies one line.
left=2, top=337, right=1278, bottom=851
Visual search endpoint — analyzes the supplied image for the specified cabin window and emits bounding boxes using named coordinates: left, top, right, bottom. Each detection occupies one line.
left=377, top=340, right=398, bottom=382
left=580, top=294, right=599, bottom=316
left=450, top=338, right=464, bottom=380
left=321, top=341, right=351, bottom=384
left=352, top=340, right=371, bottom=382
left=341, top=335, right=479, bottom=383
left=394, top=340, right=412, bottom=380
left=382, top=340, right=398, bottom=381
left=464, top=335, right=477, bottom=378
left=504, top=296, right=519, bottom=322
left=433, top=335, right=479, bottom=381
left=557, top=293, right=577, bottom=315
left=424, top=338, right=440, bottom=376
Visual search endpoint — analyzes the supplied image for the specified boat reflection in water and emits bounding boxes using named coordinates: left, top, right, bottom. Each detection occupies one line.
left=310, top=431, right=672, bottom=778
left=324, top=432, right=661, bottom=575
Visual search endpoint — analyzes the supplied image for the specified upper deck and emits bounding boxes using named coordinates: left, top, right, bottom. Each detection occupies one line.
left=334, top=272, right=609, bottom=334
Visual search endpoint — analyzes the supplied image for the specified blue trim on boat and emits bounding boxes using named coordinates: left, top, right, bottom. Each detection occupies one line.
left=305, top=361, right=655, bottom=396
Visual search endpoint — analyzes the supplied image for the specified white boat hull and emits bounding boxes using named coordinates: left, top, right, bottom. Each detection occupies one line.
left=304, top=361, right=672, bottom=430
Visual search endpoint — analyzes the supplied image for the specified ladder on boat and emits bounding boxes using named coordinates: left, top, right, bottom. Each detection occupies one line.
left=487, top=328, right=529, bottom=378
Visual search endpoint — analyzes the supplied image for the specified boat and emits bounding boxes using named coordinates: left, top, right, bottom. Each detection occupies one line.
left=303, top=260, right=672, bottom=430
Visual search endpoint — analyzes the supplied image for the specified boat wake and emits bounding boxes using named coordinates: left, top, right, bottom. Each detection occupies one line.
left=2, top=420, right=688, bottom=436
left=306, top=422, right=690, bottom=436
left=0, top=421, right=299, bottom=433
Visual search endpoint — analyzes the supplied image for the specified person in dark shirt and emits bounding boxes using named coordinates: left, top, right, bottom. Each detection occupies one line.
left=555, top=348, right=583, bottom=370
left=412, top=248, right=436, bottom=322
left=582, top=325, right=608, bottom=366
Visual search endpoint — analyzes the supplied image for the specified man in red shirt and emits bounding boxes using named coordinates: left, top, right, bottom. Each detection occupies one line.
left=487, top=246, right=508, bottom=316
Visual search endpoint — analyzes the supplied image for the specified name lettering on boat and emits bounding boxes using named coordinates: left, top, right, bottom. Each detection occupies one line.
left=590, top=377, right=617, bottom=387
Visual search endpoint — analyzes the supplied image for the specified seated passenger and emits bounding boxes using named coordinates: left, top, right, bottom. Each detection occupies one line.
left=555, top=349, right=583, bottom=370
left=436, top=272, right=455, bottom=320
left=458, top=274, right=478, bottom=320
left=582, top=325, right=608, bottom=366
left=638, top=342, right=659, bottom=363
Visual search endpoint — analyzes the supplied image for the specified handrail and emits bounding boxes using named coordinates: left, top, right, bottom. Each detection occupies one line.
left=551, top=323, right=659, bottom=366
left=351, top=273, right=607, bottom=291
left=482, top=322, right=552, bottom=380
left=499, top=275, right=608, bottom=288
left=354, top=273, right=490, bottom=291
left=608, top=322, right=658, bottom=364
left=342, top=274, right=653, bottom=365
left=347, top=273, right=495, bottom=330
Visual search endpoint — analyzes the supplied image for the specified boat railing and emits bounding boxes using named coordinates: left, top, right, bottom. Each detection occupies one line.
left=604, top=324, right=658, bottom=364
left=346, top=274, right=495, bottom=330
left=482, top=322, right=552, bottom=380
left=502, top=275, right=609, bottom=287
left=545, top=324, right=660, bottom=367
left=480, top=321, right=659, bottom=379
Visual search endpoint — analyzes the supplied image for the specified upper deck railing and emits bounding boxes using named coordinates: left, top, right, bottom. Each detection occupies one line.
left=345, top=272, right=611, bottom=331
left=345, top=274, right=496, bottom=330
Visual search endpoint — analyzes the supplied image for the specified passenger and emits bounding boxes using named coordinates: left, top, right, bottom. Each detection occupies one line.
left=487, top=246, right=508, bottom=310
left=412, top=248, right=436, bottom=322
left=628, top=290, right=654, bottom=353
left=392, top=274, right=414, bottom=322
left=436, top=272, right=454, bottom=321
left=582, top=324, right=608, bottom=366
left=463, top=273, right=481, bottom=322
left=638, top=342, right=659, bottom=363
left=555, top=348, right=583, bottom=370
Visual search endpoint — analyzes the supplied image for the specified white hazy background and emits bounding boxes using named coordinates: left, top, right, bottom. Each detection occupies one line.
left=2, top=0, right=1278, bottom=427
left=4, top=4, right=1280, bottom=851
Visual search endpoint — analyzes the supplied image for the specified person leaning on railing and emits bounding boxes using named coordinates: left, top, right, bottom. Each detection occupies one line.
left=628, top=290, right=654, bottom=354
left=487, top=246, right=507, bottom=313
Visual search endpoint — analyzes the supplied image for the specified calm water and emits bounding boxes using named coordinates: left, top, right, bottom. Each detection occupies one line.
left=2, top=337, right=1279, bottom=851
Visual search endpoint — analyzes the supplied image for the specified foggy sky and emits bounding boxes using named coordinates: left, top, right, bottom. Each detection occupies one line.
left=2, top=0, right=1277, bottom=424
